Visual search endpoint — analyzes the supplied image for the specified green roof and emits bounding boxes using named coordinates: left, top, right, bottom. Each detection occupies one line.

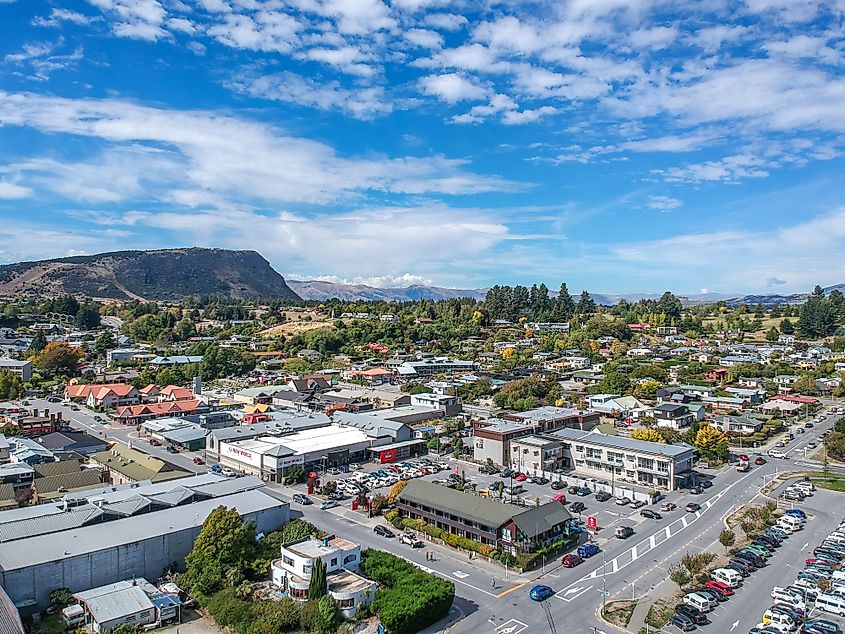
left=91, top=445, right=191, bottom=483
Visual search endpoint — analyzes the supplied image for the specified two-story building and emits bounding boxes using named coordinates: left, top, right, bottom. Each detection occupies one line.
left=653, top=403, right=695, bottom=429
left=271, top=536, right=376, bottom=617
left=396, top=480, right=574, bottom=554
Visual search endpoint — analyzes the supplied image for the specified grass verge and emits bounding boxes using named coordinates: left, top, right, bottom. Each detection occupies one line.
left=602, top=600, right=637, bottom=628
left=644, top=596, right=676, bottom=631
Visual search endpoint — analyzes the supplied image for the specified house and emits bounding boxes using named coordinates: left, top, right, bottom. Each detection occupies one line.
left=341, top=368, right=394, bottom=386
left=148, top=355, right=203, bottom=367
left=778, top=334, right=796, bottom=345
left=271, top=536, right=376, bottom=617
left=594, top=395, right=653, bottom=420
left=502, top=407, right=600, bottom=433
left=653, top=403, right=695, bottom=429
left=724, top=387, right=766, bottom=404
left=705, top=368, right=730, bottom=383
left=105, top=348, right=144, bottom=366
left=65, top=383, right=141, bottom=409
left=297, top=349, right=322, bottom=362
left=158, top=385, right=195, bottom=402
left=396, top=479, right=574, bottom=554
left=737, top=377, right=766, bottom=389
left=715, top=415, right=763, bottom=436
left=115, top=400, right=203, bottom=425
left=719, top=355, right=758, bottom=367
left=656, top=326, right=678, bottom=336
left=90, top=444, right=192, bottom=485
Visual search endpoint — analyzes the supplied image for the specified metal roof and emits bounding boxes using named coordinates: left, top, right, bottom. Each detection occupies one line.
left=78, top=585, right=153, bottom=624
left=0, top=489, right=284, bottom=571
left=512, top=503, right=572, bottom=538
left=398, top=480, right=521, bottom=529
left=551, top=428, right=696, bottom=459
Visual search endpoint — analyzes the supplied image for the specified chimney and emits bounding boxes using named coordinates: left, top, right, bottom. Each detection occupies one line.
left=193, top=376, right=202, bottom=396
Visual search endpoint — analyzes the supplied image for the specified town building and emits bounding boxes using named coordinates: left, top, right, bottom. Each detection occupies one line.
left=396, top=480, right=574, bottom=554
left=271, top=536, right=376, bottom=617
left=71, top=578, right=180, bottom=633
left=653, top=403, right=695, bottom=430
left=90, top=444, right=192, bottom=484
left=394, top=357, right=477, bottom=378
left=472, top=419, right=535, bottom=466
left=501, top=407, right=600, bottom=433
left=0, top=474, right=288, bottom=610
left=0, top=359, right=32, bottom=382
left=550, top=428, right=696, bottom=491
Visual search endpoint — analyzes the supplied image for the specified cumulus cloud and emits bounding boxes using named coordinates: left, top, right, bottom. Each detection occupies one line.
left=647, top=195, right=683, bottom=211
left=419, top=73, right=489, bottom=103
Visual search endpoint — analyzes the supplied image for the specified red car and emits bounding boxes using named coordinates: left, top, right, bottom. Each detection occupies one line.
left=148, top=438, right=161, bottom=446
left=561, top=554, right=583, bottom=568
left=806, top=558, right=826, bottom=565
left=193, top=456, right=205, bottom=465
left=515, top=474, right=528, bottom=482
left=738, top=454, right=749, bottom=462
left=704, top=580, right=733, bottom=596
left=754, top=457, right=766, bottom=465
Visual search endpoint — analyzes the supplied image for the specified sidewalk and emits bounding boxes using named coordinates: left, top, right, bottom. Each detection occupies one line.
left=625, top=579, right=677, bottom=634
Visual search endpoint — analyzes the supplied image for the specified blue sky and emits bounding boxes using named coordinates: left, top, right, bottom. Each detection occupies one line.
left=1, top=0, right=845, bottom=295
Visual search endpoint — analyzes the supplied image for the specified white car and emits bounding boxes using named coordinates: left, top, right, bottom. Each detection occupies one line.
left=221, top=468, right=235, bottom=477
left=400, top=533, right=424, bottom=548
left=320, top=499, right=339, bottom=510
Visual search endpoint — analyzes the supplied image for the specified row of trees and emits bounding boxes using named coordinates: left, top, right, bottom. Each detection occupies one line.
left=483, top=283, right=591, bottom=323
left=797, top=286, right=845, bottom=338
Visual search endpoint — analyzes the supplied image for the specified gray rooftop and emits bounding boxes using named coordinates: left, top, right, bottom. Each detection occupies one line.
left=0, top=488, right=282, bottom=571
left=551, top=429, right=696, bottom=459
left=512, top=503, right=572, bottom=538
left=76, top=583, right=154, bottom=623
left=398, top=480, right=522, bottom=529
left=508, top=406, right=581, bottom=421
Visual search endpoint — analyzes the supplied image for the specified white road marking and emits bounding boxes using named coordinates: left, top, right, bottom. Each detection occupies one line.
left=453, top=571, right=470, bottom=579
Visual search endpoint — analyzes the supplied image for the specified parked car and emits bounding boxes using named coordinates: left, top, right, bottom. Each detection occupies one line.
left=373, top=525, right=395, bottom=538
left=568, top=485, right=580, bottom=494
left=529, top=585, right=554, bottom=601
left=292, top=493, right=312, bottom=505
left=569, top=501, right=586, bottom=513
left=550, top=481, right=565, bottom=490
left=221, top=468, right=235, bottom=477
left=675, top=603, right=707, bottom=625
left=615, top=497, right=631, bottom=506
left=669, top=613, right=696, bottom=631
left=319, top=499, right=339, bottom=510
left=595, top=491, right=612, bottom=502
left=192, top=456, right=205, bottom=465
left=577, top=543, right=600, bottom=558
left=400, top=533, right=424, bottom=548
left=577, top=487, right=591, bottom=496
left=640, top=509, right=662, bottom=520
left=561, top=554, right=583, bottom=568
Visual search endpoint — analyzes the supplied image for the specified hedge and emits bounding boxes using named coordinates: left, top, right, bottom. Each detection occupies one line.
left=361, top=549, right=454, bottom=634
left=397, top=518, right=494, bottom=556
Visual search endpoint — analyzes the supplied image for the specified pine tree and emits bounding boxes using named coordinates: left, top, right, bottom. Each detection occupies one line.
left=576, top=291, right=596, bottom=314
left=554, top=283, right=575, bottom=321
left=308, top=557, right=328, bottom=600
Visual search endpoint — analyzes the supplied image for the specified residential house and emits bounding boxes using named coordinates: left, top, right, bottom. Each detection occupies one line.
left=90, top=444, right=191, bottom=485
left=653, top=403, right=695, bottom=429
left=271, top=536, right=375, bottom=617
left=724, top=387, right=766, bottom=404
left=715, top=415, right=763, bottom=436
left=65, top=383, right=141, bottom=409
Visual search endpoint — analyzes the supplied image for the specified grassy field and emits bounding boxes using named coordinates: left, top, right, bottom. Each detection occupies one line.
left=643, top=596, right=677, bottom=630
left=810, top=475, right=845, bottom=492
left=603, top=600, right=637, bottom=628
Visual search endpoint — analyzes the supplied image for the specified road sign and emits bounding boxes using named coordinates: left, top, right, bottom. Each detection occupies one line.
left=587, top=515, right=597, bottom=529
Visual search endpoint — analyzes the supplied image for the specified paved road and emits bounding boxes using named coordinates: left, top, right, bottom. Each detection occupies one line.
left=16, top=393, right=843, bottom=634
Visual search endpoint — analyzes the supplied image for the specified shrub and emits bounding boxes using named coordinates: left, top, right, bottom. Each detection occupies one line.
left=384, top=509, right=399, bottom=523
left=361, top=549, right=454, bottom=634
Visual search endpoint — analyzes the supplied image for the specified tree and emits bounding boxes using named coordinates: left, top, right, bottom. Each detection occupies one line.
left=308, top=557, right=328, bottom=600
left=779, top=318, right=795, bottom=335
left=184, top=506, right=258, bottom=595
left=793, top=374, right=818, bottom=396
left=694, top=425, right=728, bottom=461
left=766, top=326, right=780, bottom=343
left=315, top=594, right=341, bottom=634
left=49, top=587, right=72, bottom=608
left=633, top=380, right=661, bottom=401
left=630, top=428, right=666, bottom=444
left=0, top=372, right=24, bottom=400
left=719, top=529, right=736, bottom=552
left=94, top=331, right=115, bottom=357
left=553, top=283, right=575, bottom=321
left=29, top=330, right=47, bottom=353
left=387, top=480, right=409, bottom=504
left=37, top=342, right=83, bottom=375
left=75, top=304, right=101, bottom=330
left=283, top=465, right=306, bottom=485
left=797, top=289, right=836, bottom=338
left=576, top=291, right=597, bottom=314
left=669, top=564, right=691, bottom=590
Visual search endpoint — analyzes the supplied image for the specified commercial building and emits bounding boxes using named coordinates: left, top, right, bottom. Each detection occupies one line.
left=271, top=536, right=376, bottom=617
left=549, top=429, right=696, bottom=491
left=0, top=359, right=32, bottom=382
left=501, top=407, right=600, bottom=433
left=0, top=474, right=288, bottom=610
left=472, top=419, right=534, bottom=466
left=396, top=480, right=573, bottom=554
left=90, top=444, right=192, bottom=485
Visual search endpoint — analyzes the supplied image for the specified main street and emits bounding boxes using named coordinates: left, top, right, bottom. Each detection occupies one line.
left=23, top=393, right=844, bottom=633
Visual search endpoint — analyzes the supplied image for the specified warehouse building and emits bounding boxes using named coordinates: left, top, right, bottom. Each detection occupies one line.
left=0, top=474, right=288, bottom=610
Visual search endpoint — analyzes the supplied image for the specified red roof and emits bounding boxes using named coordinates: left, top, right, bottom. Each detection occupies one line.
left=160, top=385, right=194, bottom=400
left=116, top=399, right=200, bottom=418
left=67, top=383, right=136, bottom=400
left=772, top=394, right=818, bottom=404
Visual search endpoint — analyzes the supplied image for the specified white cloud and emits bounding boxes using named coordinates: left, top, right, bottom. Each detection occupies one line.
left=501, top=105, right=556, bottom=125
left=419, top=73, right=489, bottom=103
left=646, top=195, right=683, bottom=211
left=424, top=12, right=467, bottom=31
left=87, top=0, right=168, bottom=40
left=3, top=40, right=83, bottom=82
left=655, top=153, right=770, bottom=183
left=303, top=273, right=434, bottom=287
left=628, top=25, right=677, bottom=50
left=0, top=91, right=517, bottom=205
left=404, top=28, right=443, bottom=49
left=0, top=180, right=32, bottom=199
left=229, top=71, right=392, bottom=119
left=207, top=12, right=301, bottom=52
left=32, top=8, right=96, bottom=27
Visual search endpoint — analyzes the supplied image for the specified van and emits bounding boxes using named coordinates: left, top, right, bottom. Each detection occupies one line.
left=778, top=515, right=803, bottom=532
left=711, top=568, right=742, bottom=588
left=768, top=449, right=787, bottom=458
left=831, top=570, right=845, bottom=582
left=762, top=609, right=795, bottom=629
left=826, top=534, right=845, bottom=545
left=815, top=592, right=845, bottom=616
left=683, top=592, right=713, bottom=613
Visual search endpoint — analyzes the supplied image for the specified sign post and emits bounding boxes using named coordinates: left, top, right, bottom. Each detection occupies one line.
left=587, top=516, right=597, bottom=530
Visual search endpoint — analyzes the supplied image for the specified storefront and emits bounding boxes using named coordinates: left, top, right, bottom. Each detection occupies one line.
left=368, top=439, right=427, bottom=464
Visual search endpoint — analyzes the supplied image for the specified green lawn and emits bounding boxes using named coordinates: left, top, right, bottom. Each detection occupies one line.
left=810, top=476, right=845, bottom=492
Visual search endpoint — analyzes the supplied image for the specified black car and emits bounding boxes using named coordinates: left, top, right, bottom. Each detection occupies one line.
left=803, top=618, right=843, bottom=634
left=757, top=535, right=781, bottom=548
left=806, top=422, right=815, bottom=428
left=570, top=501, right=586, bottom=513
left=685, top=503, right=701, bottom=512
left=478, top=465, right=497, bottom=474
left=730, top=556, right=758, bottom=571
left=752, top=539, right=775, bottom=552
left=725, top=561, right=751, bottom=576
left=670, top=613, right=696, bottom=631
left=501, top=468, right=515, bottom=478
left=373, top=525, right=396, bottom=538
left=735, top=550, right=765, bottom=567
left=595, top=491, right=612, bottom=502
left=568, top=485, right=580, bottom=494
left=694, top=587, right=727, bottom=603
left=292, top=493, right=312, bottom=505
left=535, top=476, right=550, bottom=485
left=675, top=603, right=707, bottom=625
left=640, top=509, right=663, bottom=520
left=699, top=480, right=713, bottom=489
left=550, top=480, right=565, bottom=490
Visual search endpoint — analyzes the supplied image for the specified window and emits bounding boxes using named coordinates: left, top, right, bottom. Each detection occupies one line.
left=575, top=445, right=584, bottom=452
left=343, top=554, right=357, bottom=565
left=290, top=587, right=308, bottom=600
left=282, top=556, right=294, bottom=567
left=335, top=598, right=355, bottom=609
left=331, top=558, right=337, bottom=566
left=501, top=527, right=512, bottom=541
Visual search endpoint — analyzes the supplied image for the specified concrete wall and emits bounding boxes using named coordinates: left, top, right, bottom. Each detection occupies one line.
left=1, top=504, right=289, bottom=610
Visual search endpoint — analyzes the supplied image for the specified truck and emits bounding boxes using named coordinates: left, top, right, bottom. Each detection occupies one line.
left=736, top=460, right=750, bottom=472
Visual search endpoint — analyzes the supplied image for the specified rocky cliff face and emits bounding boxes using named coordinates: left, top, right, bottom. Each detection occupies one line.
left=0, top=248, right=300, bottom=301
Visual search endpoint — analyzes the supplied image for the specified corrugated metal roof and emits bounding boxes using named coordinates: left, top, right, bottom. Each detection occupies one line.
left=81, top=586, right=153, bottom=624
left=398, top=480, right=518, bottom=528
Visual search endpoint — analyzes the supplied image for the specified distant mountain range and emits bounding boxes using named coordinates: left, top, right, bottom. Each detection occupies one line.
left=0, top=248, right=300, bottom=301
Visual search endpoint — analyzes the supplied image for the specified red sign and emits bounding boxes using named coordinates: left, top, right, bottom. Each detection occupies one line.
left=587, top=516, right=597, bottom=530
left=380, top=449, right=397, bottom=464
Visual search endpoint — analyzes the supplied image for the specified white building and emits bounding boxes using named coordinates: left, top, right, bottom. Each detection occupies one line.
left=72, top=578, right=180, bottom=633
left=106, top=348, right=144, bottom=366
left=271, top=537, right=376, bottom=617
left=0, top=359, right=32, bottom=382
